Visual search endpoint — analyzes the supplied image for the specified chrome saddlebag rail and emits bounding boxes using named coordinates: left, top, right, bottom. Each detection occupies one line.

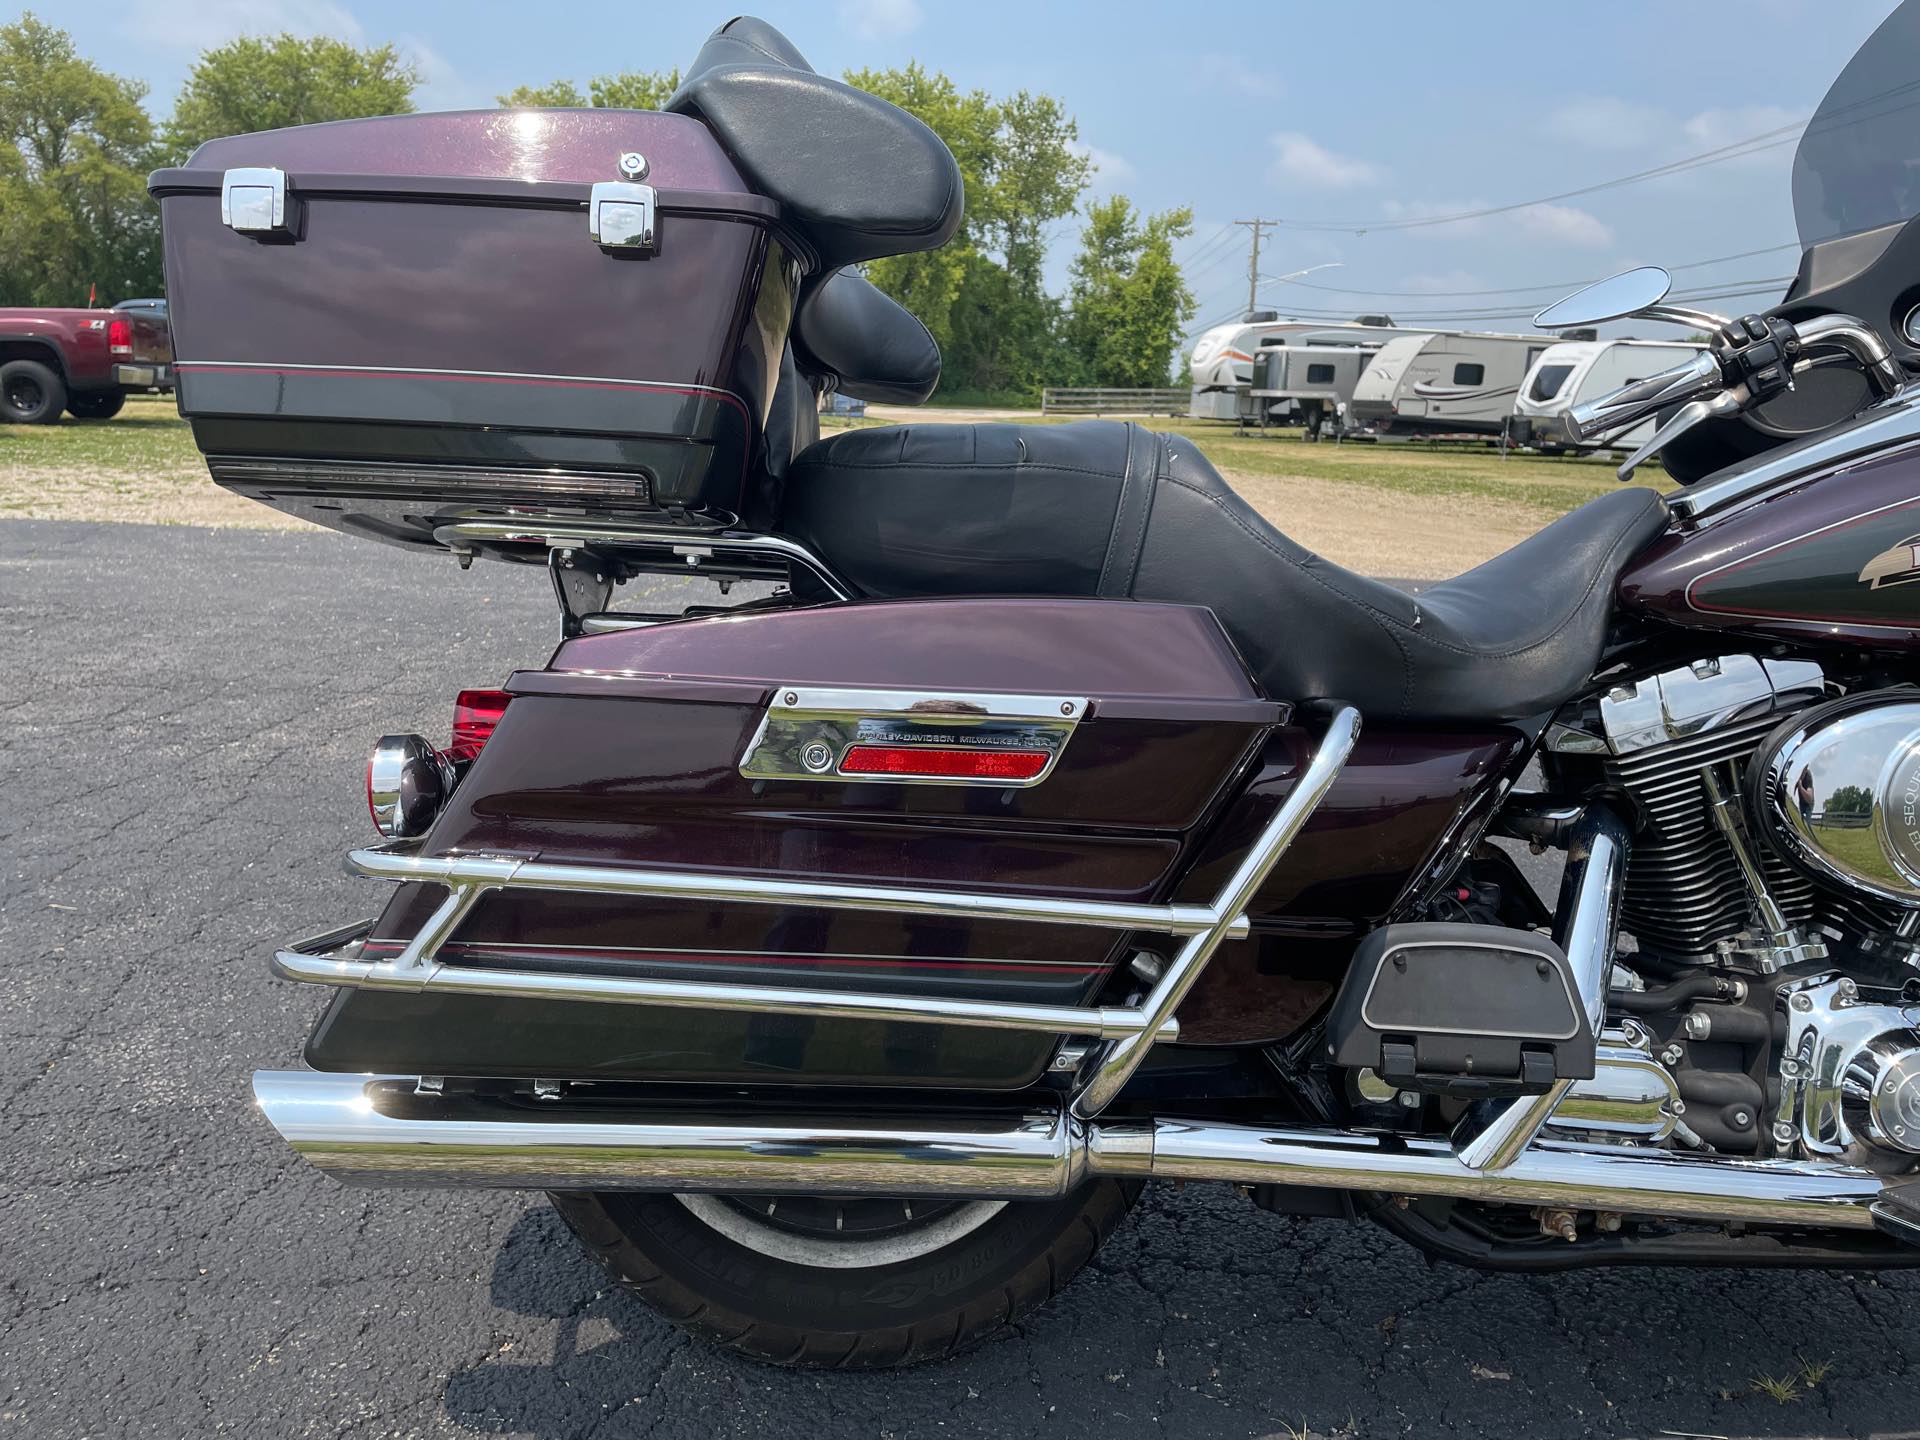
left=270, top=705, right=1364, bottom=1115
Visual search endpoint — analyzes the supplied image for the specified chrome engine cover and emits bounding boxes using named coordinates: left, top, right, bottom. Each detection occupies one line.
left=1753, top=693, right=1920, bottom=907
left=1776, top=975, right=1920, bottom=1163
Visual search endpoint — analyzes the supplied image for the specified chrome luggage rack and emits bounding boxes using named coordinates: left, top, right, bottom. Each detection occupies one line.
left=274, top=705, right=1361, bottom=1117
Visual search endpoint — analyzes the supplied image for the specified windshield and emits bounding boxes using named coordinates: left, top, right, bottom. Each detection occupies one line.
left=1792, top=0, right=1920, bottom=246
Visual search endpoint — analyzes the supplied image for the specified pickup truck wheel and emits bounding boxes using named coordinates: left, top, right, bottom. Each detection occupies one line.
left=1, top=360, right=65, bottom=424
left=66, top=390, right=126, bottom=420
left=549, top=1179, right=1141, bottom=1368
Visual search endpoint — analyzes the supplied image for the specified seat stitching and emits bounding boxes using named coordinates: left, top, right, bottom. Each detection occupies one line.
left=1095, top=423, right=1137, bottom=591
left=1386, top=493, right=1664, bottom=662
left=1157, top=470, right=1416, bottom=716
left=792, top=459, right=1136, bottom=480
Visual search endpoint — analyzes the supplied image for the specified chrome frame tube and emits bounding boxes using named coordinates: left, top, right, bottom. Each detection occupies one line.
left=1455, top=802, right=1630, bottom=1172
left=272, top=706, right=1362, bottom=1055
left=1070, top=704, right=1363, bottom=1118
left=256, top=1071, right=1882, bottom=1229
left=431, top=519, right=856, bottom=600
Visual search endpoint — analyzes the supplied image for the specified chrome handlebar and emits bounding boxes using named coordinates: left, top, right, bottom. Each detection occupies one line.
left=1569, top=349, right=1726, bottom=441
left=1569, top=312, right=1906, bottom=447
left=1792, top=314, right=1906, bottom=396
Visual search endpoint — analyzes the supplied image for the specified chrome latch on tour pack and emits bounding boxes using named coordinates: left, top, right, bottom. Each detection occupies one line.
left=589, top=153, right=657, bottom=252
left=221, top=167, right=297, bottom=237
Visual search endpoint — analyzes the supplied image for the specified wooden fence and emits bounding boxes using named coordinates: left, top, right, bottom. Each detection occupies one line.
left=1040, top=387, right=1188, bottom=416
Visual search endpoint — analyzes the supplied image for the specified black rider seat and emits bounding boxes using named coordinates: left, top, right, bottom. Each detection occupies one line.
left=779, top=421, right=1671, bottom=724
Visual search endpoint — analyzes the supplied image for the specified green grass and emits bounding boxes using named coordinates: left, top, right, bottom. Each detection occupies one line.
left=1152, top=420, right=1666, bottom=518
left=0, top=393, right=199, bottom=475
left=3, top=394, right=1644, bottom=530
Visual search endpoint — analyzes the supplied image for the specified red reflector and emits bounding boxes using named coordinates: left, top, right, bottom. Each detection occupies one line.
left=448, top=688, right=512, bottom=762
left=839, top=744, right=1050, bottom=781
left=107, top=317, right=132, bottom=355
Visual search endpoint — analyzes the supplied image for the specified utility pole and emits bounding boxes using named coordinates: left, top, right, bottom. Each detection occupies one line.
left=1233, top=219, right=1282, bottom=316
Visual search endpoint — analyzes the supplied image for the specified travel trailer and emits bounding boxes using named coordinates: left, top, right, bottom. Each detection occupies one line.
left=1348, top=331, right=1558, bottom=436
left=1246, top=342, right=1402, bottom=438
left=1509, top=338, right=1710, bottom=452
left=1187, top=314, right=1419, bottom=420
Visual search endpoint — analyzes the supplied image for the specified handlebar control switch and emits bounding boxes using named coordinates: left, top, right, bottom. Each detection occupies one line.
left=1711, top=314, right=1800, bottom=405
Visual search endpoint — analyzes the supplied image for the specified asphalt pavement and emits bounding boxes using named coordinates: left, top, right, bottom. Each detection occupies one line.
left=4, top=517, right=1919, bottom=1440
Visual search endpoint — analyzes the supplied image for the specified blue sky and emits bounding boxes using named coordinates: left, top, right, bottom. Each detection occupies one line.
left=37, top=0, right=1904, bottom=342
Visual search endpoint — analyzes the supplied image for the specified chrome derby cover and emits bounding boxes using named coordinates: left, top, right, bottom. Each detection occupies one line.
left=1754, top=693, right=1920, bottom=904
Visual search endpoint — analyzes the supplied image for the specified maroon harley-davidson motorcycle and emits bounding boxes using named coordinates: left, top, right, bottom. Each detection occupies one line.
left=156, top=9, right=1920, bottom=1366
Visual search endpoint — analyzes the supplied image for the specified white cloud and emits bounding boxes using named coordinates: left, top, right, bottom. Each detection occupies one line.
left=1398, top=269, right=1490, bottom=294
left=1267, top=131, right=1382, bottom=189
left=1681, top=103, right=1803, bottom=166
left=838, top=0, right=923, bottom=40
left=1381, top=198, right=1612, bottom=248
left=1514, top=203, right=1614, bottom=247
left=396, top=34, right=481, bottom=112
left=1197, top=55, right=1281, bottom=99
left=1074, top=142, right=1137, bottom=188
left=124, top=0, right=363, bottom=52
left=1542, top=95, right=1669, bottom=152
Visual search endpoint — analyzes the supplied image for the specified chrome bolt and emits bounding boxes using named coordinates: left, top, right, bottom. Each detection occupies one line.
left=618, top=151, right=649, bottom=179
left=1398, top=1091, right=1423, bottom=1110
left=1060, top=701, right=1075, bottom=716
left=1773, top=1120, right=1797, bottom=1144
left=800, top=741, right=834, bottom=774
left=1683, top=1012, right=1711, bottom=1040
left=1791, top=993, right=1814, bottom=1011
left=783, top=690, right=799, bottom=706
left=1669, top=1099, right=1686, bottom=1116
left=1732, top=1109, right=1753, bottom=1127
left=1781, top=1058, right=1802, bottom=1078
left=1660, top=1044, right=1684, bottom=1067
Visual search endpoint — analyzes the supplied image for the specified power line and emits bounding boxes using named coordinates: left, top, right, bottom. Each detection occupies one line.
left=1267, top=266, right=1789, bottom=303
left=1249, top=279, right=1792, bottom=325
left=1268, top=120, right=1805, bottom=235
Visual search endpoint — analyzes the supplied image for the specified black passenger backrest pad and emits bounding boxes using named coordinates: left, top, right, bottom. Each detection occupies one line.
left=668, top=17, right=964, bottom=274
left=793, top=270, right=941, bottom=405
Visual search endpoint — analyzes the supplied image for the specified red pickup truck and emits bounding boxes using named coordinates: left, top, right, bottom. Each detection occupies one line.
left=1, top=301, right=173, bottom=423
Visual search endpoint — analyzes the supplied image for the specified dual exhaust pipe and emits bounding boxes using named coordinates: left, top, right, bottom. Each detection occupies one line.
left=255, top=1070, right=1882, bottom=1230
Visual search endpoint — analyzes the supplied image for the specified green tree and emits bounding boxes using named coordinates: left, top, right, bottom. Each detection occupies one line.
left=1827, top=784, right=1873, bottom=816
left=1065, top=197, right=1196, bottom=387
left=165, top=35, right=417, bottom=159
left=0, top=13, right=161, bottom=305
left=499, top=69, right=680, bottom=110
left=498, top=79, right=587, bottom=108
left=843, top=65, right=1090, bottom=399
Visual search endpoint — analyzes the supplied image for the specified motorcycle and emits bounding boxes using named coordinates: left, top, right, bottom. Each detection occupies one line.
left=155, top=7, right=1920, bottom=1368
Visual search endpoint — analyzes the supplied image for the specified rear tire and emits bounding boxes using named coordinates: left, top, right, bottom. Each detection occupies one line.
left=66, top=390, right=126, bottom=420
left=1, top=360, right=65, bottom=424
left=550, top=1181, right=1140, bottom=1368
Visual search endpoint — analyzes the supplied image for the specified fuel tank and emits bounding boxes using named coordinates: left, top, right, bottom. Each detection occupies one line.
left=1620, top=440, right=1920, bottom=647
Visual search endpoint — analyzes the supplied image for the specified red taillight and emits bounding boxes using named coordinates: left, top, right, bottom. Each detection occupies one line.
left=107, top=317, right=133, bottom=356
left=838, top=744, right=1050, bottom=781
left=448, top=688, right=512, bottom=762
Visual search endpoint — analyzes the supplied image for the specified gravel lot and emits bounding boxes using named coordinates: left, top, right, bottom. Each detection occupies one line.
left=4, top=517, right=1919, bottom=1440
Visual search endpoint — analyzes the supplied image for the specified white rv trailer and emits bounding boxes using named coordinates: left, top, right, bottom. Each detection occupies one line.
left=1348, top=331, right=1558, bottom=437
left=1510, top=338, right=1709, bottom=452
left=1187, top=315, right=1423, bottom=420
left=1247, top=343, right=1401, bottom=438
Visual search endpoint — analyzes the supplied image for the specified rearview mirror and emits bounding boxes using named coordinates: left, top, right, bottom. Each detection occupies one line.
left=1534, top=266, right=1672, bottom=329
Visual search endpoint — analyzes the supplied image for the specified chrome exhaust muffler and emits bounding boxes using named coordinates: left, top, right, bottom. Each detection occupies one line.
left=255, top=1070, right=1882, bottom=1229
